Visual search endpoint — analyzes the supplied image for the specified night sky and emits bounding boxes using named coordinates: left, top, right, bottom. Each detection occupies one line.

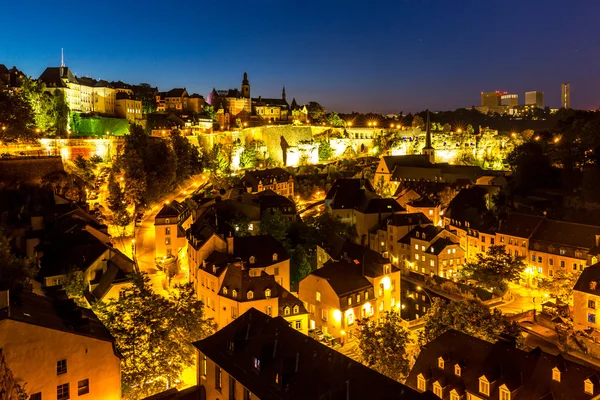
left=1, top=0, right=599, bottom=113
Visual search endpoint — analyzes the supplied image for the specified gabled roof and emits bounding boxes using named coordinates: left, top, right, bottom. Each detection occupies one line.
left=38, top=66, right=78, bottom=88
left=381, top=155, right=432, bottom=171
left=194, top=308, right=426, bottom=400
left=498, top=213, right=544, bottom=239
left=574, top=263, right=600, bottom=296
left=243, top=168, right=292, bottom=188
left=407, top=196, right=437, bottom=208
left=530, top=219, right=600, bottom=251
left=156, top=200, right=187, bottom=219
left=387, top=213, right=431, bottom=227
left=406, top=329, right=600, bottom=400
left=166, top=88, right=187, bottom=98
left=310, top=261, right=372, bottom=296
left=425, top=237, right=460, bottom=256
left=233, top=235, right=290, bottom=268
left=253, top=97, right=289, bottom=107
left=220, top=265, right=280, bottom=302
left=398, top=225, right=443, bottom=245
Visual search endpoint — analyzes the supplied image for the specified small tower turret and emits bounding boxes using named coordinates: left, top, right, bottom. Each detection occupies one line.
left=241, top=72, right=250, bottom=98
left=282, top=86, right=286, bottom=102
left=422, top=109, right=435, bottom=164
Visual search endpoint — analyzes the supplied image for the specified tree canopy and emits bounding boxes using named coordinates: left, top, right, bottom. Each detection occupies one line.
left=0, top=350, right=28, bottom=400
left=0, top=229, right=36, bottom=292
left=462, top=245, right=526, bottom=291
left=420, top=298, right=523, bottom=346
left=358, top=311, right=412, bottom=381
left=537, top=270, right=579, bottom=304
left=93, top=273, right=215, bottom=399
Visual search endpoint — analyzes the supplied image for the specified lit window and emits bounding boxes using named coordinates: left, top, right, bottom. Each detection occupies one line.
left=365, top=291, right=369, bottom=300
left=253, top=357, right=261, bottom=370
left=450, top=393, right=459, bottom=400
left=552, top=368, right=561, bottom=382
left=415, top=244, right=419, bottom=250
left=223, top=287, right=228, bottom=295
left=348, top=297, right=352, bottom=306
left=391, top=297, right=396, bottom=307
left=479, top=378, right=490, bottom=396
left=247, top=291, right=254, bottom=300
left=265, top=289, right=271, bottom=299
left=249, top=256, right=256, bottom=264
left=232, top=289, right=237, bottom=298
left=454, top=364, right=461, bottom=376
left=284, top=306, right=291, bottom=315
left=357, top=294, right=361, bottom=303
left=433, top=382, right=443, bottom=398
left=585, top=379, right=594, bottom=395
left=438, top=357, right=444, bottom=369
left=500, top=388, right=511, bottom=400
left=316, top=291, right=321, bottom=302
left=417, top=375, right=426, bottom=392
left=293, top=305, right=299, bottom=314
left=265, top=305, right=272, bottom=316
left=273, top=253, right=278, bottom=261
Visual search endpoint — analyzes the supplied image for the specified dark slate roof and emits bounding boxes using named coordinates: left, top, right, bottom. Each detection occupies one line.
left=311, top=261, right=372, bottom=296
left=194, top=308, right=426, bottom=400
left=166, top=88, right=187, bottom=97
left=356, top=195, right=405, bottom=214
left=90, top=261, right=130, bottom=301
left=156, top=200, right=187, bottom=219
left=530, top=219, right=600, bottom=251
left=406, top=329, right=600, bottom=400
left=0, top=290, right=116, bottom=344
left=220, top=266, right=280, bottom=302
left=387, top=213, right=431, bottom=227
left=36, top=229, right=109, bottom=278
left=498, top=213, right=544, bottom=238
left=407, top=196, right=437, bottom=208
left=233, top=235, right=290, bottom=267
left=325, top=178, right=383, bottom=211
left=38, top=66, right=78, bottom=88
left=116, top=92, right=137, bottom=100
left=398, top=225, right=443, bottom=245
left=425, top=237, right=460, bottom=256
left=256, top=190, right=296, bottom=209
left=574, top=263, right=600, bottom=296
left=76, top=76, right=97, bottom=87
left=0, top=64, right=8, bottom=75
left=142, top=386, right=199, bottom=400
left=321, top=234, right=392, bottom=277
left=244, top=168, right=292, bottom=188
left=253, top=97, right=289, bottom=107
left=382, top=155, right=432, bottom=171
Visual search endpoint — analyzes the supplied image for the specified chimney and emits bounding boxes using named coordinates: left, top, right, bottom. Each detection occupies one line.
left=295, top=353, right=299, bottom=373
left=0, top=290, right=9, bottom=312
left=227, top=233, right=234, bottom=255
left=596, top=234, right=600, bottom=247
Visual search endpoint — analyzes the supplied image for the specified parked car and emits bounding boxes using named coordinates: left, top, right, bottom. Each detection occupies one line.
left=308, top=330, right=324, bottom=341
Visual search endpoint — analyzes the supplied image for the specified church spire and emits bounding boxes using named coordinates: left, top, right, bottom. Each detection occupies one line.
left=422, top=109, right=435, bottom=163
left=282, top=86, right=286, bottom=102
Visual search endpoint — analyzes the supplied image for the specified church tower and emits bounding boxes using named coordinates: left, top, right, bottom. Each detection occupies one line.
left=282, top=86, right=286, bottom=102
left=422, top=109, right=435, bottom=164
left=241, top=72, right=250, bottom=98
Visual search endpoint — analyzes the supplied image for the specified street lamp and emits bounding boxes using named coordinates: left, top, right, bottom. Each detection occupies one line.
left=416, top=285, right=433, bottom=304
left=131, top=239, right=136, bottom=259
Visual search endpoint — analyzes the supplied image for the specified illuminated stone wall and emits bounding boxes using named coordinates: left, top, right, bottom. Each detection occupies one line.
left=0, top=156, right=64, bottom=183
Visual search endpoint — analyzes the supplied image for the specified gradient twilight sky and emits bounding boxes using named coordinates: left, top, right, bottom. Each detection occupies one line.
left=1, top=0, right=599, bottom=113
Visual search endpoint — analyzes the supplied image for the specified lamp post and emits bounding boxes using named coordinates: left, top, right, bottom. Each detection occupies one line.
left=416, top=285, right=433, bottom=304
left=131, top=239, right=136, bottom=260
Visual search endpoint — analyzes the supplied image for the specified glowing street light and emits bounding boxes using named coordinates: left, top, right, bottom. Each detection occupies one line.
left=456, top=128, right=462, bottom=134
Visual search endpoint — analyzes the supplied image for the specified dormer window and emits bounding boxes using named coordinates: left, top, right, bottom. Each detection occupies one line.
left=273, top=253, right=278, bottom=261
left=499, top=386, right=511, bottom=400
left=293, top=305, right=299, bottom=314
left=284, top=306, right=290, bottom=315
left=560, top=248, right=566, bottom=255
left=232, top=290, right=237, bottom=298
left=265, top=289, right=272, bottom=299
left=437, top=357, right=444, bottom=369
left=417, top=374, right=426, bottom=392
left=585, top=379, right=594, bottom=395
left=247, top=290, right=254, bottom=300
left=552, top=367, right=561, bottom=382
left=479, top=377, right=490, bottom=396
left=433, top=381, right=443, bottom=398
left=454, top=364, right=461, bottom=376
left=384, top=264, right=390, bottom=274
left=416, top=232, right=420, bottom=238
left=223, top=287, right=228, bottom=295
left=165, top=218, right=171, bottom=224
left=591, top=281, right=598, bottom=291
left=253, top=357, right=261, bottom=371
left=213, top=266, right=217, bottom=273
left=249, top=256, right=256, bottom=264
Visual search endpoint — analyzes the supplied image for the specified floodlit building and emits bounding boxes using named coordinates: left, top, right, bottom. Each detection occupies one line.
left=573, top=263, right=600, bottom=332
left=481, top=91, right=504, bottom=107
left=242, top=167, right=295, bottom=197
left=525, top=90, right=544, bottom=108
left=154, top=200, right=192, bottom=263
left=194, top=308, right=427, bottom=400
left=501, top=93, right=519, bottom=107
left=115, top=92, right=143, bottom=121
left=0, top=290, right=121, bottom=400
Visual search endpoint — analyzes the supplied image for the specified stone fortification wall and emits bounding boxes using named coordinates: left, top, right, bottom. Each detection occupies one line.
left=0, top=156, right=64, bottom=183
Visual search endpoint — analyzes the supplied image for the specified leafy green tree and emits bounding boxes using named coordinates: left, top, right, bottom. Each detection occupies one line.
left=442, top=123, right=452, bottom=132
left=306, top=101, right=326, bottom=121
left=0, top=350, right=28, bottom=400
left=239, top=146, right=257, bottom=169
left=302, top=213, right=357, bottom=244
left=462, top=245, right=526, bottom=290
left=89, top=154, right=103, bottom=164
left=209, top=144, right=230, bottom=177
left=260, top=210, right=291, bottom=246
left=73, top=155, right=88, bottom=170
left=412, top=115, right=424, bottom=129
left=537, top=270, right=579, bottom=304
left=107, top=172, right=127, bottom=214
left=93, top=273, right=215, bottom=399
left=63, top=269, right=88, bottom=306
left=506, top=141, right=556, bottom=194
left=171, top=130, right=202, bottom=181
left=317, top=139, right=332, bottom=161
left=19, top=76, right=55, bottom=132
left=203, top=105, right=216, bottom=121
left=291, top=246, right=312, bottom=284
left=231, top=213, right=252, bottom=237
left=465, top=124, right=475, bottom=135
left=52, top=90, right=70, bottom=136
left=358, top=311, right=412, bottom=381
left=0, top=91, right=34, bottom=141
left=326, top=112, right=345, bottom=127
left=0, top=229, right=36, bottom=291
left=145, top=139, right=177, bottom=202
left=135, top=83, right=157, bottom=114
left=113, top=209, right=132, bottom=237
left=420, top=298, right=523, bottom=346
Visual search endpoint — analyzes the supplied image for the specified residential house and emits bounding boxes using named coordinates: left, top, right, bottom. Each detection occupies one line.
left=299, top=255, right=400, bottom=341
left=573, top=263, right=600, bottom=331
left=0, top=290, right=121, bottom=399
left=397, top=225, right=464, bottom=278
left=406, top=329, right=600, bottom=400
left=164, top=88, right=188, bottom=111
left=242, top=167, right=295, bottom=197
left=325, top=178, right=405, bottom=245
left=0, top=64, right=23, bottom=90
left=154, top=200, right=192, bottom=261
left=406, top=196, right=442, bottom=227
left=368, top=213, right=431, bottom=263
left=194, top=308, right=428, bottom=400
left=252, top=88, right=290, bottom=122
left=115, top=92, right=142, bottom=121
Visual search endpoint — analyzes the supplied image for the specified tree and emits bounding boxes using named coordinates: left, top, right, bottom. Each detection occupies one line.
left=0, top=91, right=35, bottom=141
left=306, top=101, right=326, bottom=121
left=73, top=155, right=88, bottom=170
left=412, top=115, right=424, bottom=130
left=209, top=144, right=230, bottom=177
left=358, top=311, right=412, bottom=381
left=239, top=146, right=257, bottom=169
left=113, top=209, right=132, bottom=237
left=462, top=245, right=526, bottom=290
left=63, top=269, right=87, bottom=307
left=0, top=350, right=28, bottom=400
left=506, top=141, right=556, bottom=194
left=122, top=151, right=147, bottom=208
left=537, top=270, right=579, bottom=304
left=203, top=105, right=216, bottom=121
left=19, top=76, right=55, bottom=132
left=0, top=230, right=36, bottom=292
left=107, top=172, right=127, bottom=214
left=52, top=90, right=70, bottom=137
left=171, top=130, right=202, bottom=181
left=465, top=124, right=475, bottom=135
left=326, top=112, right=345, bottom=127
left=317, top=139, right=332, bottom=161
left=135, top=83, right=157, bottom=114
left=93, top=273, right=215, bottom=399
left=260, top=210, right=291, bottom=246
left=291, top=246, right=312, bottom=284
left=442, top=123, right=452, bottom=132
left=420, top=298, right=523, bottom=346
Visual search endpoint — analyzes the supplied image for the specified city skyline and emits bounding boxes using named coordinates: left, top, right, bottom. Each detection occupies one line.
left=2, top=0, right=599, bottom=113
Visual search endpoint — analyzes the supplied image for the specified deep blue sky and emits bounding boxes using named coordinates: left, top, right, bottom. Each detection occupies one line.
left=1, top=0, right=599, bottom=113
